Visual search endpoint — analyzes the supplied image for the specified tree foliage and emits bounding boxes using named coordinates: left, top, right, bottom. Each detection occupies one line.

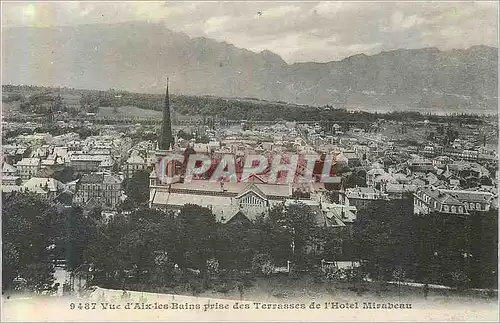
left=2, top=193, right=64, bottom=291
left=123, top=170, right=150, bottom=206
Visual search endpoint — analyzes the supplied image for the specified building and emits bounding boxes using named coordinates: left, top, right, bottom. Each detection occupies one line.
left=2, top=144, right=30, bottom=164
left=23, top=177, right=65, bottom=200
left=149, top=80, right=327, bottom=223
left=413, top=187, right=494, bottom=215
left=73, top=172, right=123, bottom=209
left=366, top=168, right=385, bottom=187
left=321, top=202, right=358, bottom=227
left=15, top=157, right=41, bottom=180
left=122, top=154, right=147, bottom=178
left=2, top=176, right=22, bottom=186
left=343, top=187, right=389, bottom=209
left=439, top=189, right=494, bottom=213
left=150, top=180, right=295, bottom=223
left=2, top=162, right=18, bottom=177
left=158, top=78, right=175, bottom=151
left=70, top=155, right=114, bottom=174
left=446, top=162, right=490, bottom=179
left=384, top=183, right=418, bottom=200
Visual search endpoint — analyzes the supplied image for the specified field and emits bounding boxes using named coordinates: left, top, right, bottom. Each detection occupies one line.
left=97, top=106, right=162, bottom=118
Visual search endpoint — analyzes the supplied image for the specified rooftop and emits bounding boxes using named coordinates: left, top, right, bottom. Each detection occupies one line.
left=23, top=177, right=65, bottom=193
left=16, top=158, right=40, bottom=166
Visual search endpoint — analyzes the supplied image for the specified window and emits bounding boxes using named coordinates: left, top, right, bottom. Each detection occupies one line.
left=470, top=203, right=475, bottom=210
left=476, top=203, right=481, bottom=210
left=451, top=206, right=456, bottom=213
left=443, top=205, right=449, bottom=212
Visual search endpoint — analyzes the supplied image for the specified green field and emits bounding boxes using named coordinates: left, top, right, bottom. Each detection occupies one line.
left=97, top=106, right=162, bottom=118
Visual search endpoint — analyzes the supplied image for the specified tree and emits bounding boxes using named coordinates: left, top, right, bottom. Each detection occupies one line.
left=479, top=176, right=493, bottom=186
left=352, top=199, right=415, bottom=281
left=123, top=170, right=150, bottom=205
left=345, top=170, right=367, bottom=188
left=2, top=193, right=65, bottom=291
left=451, top=270, right=471, bottom=291
left=177, top=204, right=217, bottom=269
left=267, top=202, right=318, bottom=269
left=177, top=129, right=193, bottom=140
left=215, top=222, right=263, bottom=270
left=196, top=135, right=210, bottom=144
left=53, top=166, right=75, bottom=183
left=84, top=208, right=178, bottom=287
left=251, top=253, right=274, bottom=276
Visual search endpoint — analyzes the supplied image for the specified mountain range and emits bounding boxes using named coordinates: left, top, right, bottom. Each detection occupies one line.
left=3, top=22, right=498, bottom=112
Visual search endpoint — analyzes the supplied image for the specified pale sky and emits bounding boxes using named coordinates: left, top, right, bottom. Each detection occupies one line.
left=2, top=1, right=498, bottom=63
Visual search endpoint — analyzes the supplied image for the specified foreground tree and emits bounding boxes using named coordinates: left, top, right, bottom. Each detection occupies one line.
left=177, top=204, right=217, bottom=269
left=123, top=170, right=150, bottom=206
left=267, top=202, right=318, bottom=269
left=352, top=198, right=415, bottom=281
left=2, top=193, right=65, bottom=291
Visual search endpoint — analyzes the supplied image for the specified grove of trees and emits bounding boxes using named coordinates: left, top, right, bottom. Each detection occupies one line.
left=2, top=192, right=497, bottom=296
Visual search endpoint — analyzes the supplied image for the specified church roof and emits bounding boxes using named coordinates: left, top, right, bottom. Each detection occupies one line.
left=226, top=210, right=252, bottom=225
left=236, top=183, right=267, bottom=200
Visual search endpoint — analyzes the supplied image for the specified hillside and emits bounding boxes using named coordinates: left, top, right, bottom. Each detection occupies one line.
left=2, top=22, right=498, bottom=112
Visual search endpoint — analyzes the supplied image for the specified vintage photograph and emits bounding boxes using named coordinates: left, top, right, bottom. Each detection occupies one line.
left=1, top=1, right=498, bottom=321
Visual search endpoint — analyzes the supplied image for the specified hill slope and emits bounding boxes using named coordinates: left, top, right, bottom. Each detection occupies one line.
left=2, top=22, right=498, bottom=111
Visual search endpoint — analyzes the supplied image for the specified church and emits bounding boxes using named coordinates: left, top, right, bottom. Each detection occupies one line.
left=148, top=80, right=343, bottom=225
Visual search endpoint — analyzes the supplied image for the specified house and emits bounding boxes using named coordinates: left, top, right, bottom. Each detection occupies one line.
left=2, top=163, right=18, bottom=176
left=122, top=154, right=147, bottom=178
left=343, top=187, right=389, bottom=209
left=413, top=187, right=466, bottom=215
left=408, top=157, right=436, bottom=173
left=384, top=183, right=418, bottom=200
left=439, top=189, right=494, bottom=213
left=23, top=177, right=65, bottom=200
left=366, top=168, right=385, bottom=187
left=70, top=155, right=115, bottom=174
left=433, top=156, right=453, bottom=168
left=2, top=176, right=22, bottom=186
left=344, top=151, right=361, bottom=168
left=15, top=158, right=41, bottom=180
left=3, top=144, right=31, bottom=164
left=73, top=172, right=123, bottom=209
left=373, top=172, right=398, bottom=188
left=413, top=187, right=494, bottom=215
left=321, top=203, right=358, bottom=227
left=447, top=162, right=490, bottom=179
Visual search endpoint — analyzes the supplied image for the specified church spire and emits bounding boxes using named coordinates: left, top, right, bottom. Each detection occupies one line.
left=159, top=77, right=174, bottom=150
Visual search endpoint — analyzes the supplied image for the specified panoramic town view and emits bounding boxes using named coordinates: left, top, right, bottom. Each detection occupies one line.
left=1, top=1, right=498, bottom=322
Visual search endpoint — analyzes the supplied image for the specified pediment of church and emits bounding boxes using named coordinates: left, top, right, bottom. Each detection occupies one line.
left=236, top=183, right=267, bottom=201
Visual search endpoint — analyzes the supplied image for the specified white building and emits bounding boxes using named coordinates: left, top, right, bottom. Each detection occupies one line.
left=73, top=172, right=123, bottom=209
left=122, top=154, right=147, bottom=178
left=15, top=158, right=41, bottom=180
left=23, top=177, right=65, bottom=199
left=343, top=187, right=389, bottom=209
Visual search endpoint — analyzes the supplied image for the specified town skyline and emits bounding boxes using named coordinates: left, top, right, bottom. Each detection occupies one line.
left=2, top=2, right=498, bottom=321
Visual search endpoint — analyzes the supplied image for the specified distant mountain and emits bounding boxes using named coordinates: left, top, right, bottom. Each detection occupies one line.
left=3, top=22, right=498, bottom=112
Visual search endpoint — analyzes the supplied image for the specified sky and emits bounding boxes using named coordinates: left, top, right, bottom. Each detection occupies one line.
left=2, top=1, right=498, bottom=63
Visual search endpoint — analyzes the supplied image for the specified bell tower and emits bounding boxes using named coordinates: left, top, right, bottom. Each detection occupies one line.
left=159, top=77, right=174, bottom=151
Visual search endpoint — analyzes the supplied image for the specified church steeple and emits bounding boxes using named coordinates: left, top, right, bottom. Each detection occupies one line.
left=159, top=77, right=174, bottom=150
